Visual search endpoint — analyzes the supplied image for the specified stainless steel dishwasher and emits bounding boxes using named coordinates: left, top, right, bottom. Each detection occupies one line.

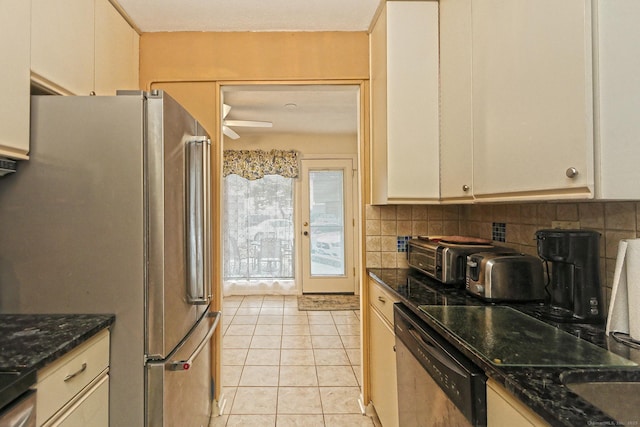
left=394, top=303, right=487, bottom=426
left=0, top=390, right=36, bottom=427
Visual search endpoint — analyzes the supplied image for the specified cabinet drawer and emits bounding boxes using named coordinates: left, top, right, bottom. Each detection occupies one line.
left=44, top=374, right=109, bottom=427
left=36, top=329, right=110, bottom=426
left=369, top=280, right=400, bottom=324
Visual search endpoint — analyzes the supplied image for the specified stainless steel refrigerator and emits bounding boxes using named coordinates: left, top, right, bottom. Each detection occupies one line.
left=0, top=91, right=218, bottom=427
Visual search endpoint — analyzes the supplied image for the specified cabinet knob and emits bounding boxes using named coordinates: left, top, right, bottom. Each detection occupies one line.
left=378, top=296, right=386, bottom=303
left=462, top=184, right=470, bottom=192
left=566, top=167, right=579, bottom=178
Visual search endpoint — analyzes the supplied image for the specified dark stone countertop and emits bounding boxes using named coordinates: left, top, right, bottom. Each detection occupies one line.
left=0, top=314, right=114, bottom=411
left=368, top=268, right=640, bottom=427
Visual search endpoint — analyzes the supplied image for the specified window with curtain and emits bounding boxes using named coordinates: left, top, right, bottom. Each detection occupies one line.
left=223, top=150, right=298, bottom=292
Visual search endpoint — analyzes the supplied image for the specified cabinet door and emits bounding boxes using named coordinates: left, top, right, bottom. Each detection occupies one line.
left=0, top=0, right=30, bottom=159
left=31, top=0, right=95, bottom=95
left=487, top=379, right=548, bottom=427
left=370, top=1, right=440, bottom=204
left=439, top=0, right=473, bottom=201
left=594, top=0, right=640, bottom=199
left=94, top=0, right=139, bottom=95
left=472, top=0, right=594, bottom=200
left=369, top=308, right=399, bottom=427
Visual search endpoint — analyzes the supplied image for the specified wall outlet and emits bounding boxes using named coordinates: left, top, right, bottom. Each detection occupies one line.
left=551, top=221, right=580, bottom=230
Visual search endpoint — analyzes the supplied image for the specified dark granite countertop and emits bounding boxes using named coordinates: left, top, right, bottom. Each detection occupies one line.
left=0, top=314, right=114, bottom=412
left=368, top=268, right=640, bottom=427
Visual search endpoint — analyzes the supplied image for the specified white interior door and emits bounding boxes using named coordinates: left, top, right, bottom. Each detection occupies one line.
left=299, top=158, right=356, bottom=293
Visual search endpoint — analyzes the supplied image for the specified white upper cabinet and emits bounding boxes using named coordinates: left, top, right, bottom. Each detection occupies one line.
left=467, top=0, right=640, bottom=201
left=439, top=0, right=473, bottom=202
left=31, top=0, right=96, bottom=95
left=593, top=0, right=640, bottom=199
left=471, top=0, right=594, bottom=201
left=95, top=0, right=139, bottom=95
left=370, top=1, right=440, bottom=204
left=31, top=0, right=139, bottom=96
left=0, top=0, right=31, bottom=160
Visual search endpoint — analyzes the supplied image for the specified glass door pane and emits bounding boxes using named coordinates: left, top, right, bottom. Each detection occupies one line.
left=223, top=174, right=294, bottom=280
left=309, top=170, right=345, bottom=276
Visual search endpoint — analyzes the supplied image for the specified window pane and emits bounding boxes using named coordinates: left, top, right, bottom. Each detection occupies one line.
left=309, top=170, right=345, bottom=276
left=224, top=174, right=294, bottom=280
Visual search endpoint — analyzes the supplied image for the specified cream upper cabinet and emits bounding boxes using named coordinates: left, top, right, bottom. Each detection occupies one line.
left=95, top=0, right=139, bottom=95
left=593, top=0, right=640, bottom=199
left=0, top=0, right=31, bottom=160
left=471, top=0, right=594, bottom=201
left=31, top=0, right=95, bottom=95
left=370, top=1, right=440, bottom=205
left=31, top=0, right=138, bottom=96
left=439, top=0, right=473, bottom=202
left=469, top=0, right=640, bottom=201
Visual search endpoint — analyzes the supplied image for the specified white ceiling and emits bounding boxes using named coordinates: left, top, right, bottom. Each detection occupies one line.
left=116, top=0, right=375, bottom=139
left=117, top=0, right=381, bottom=32
left=222, top=85, right=359, bottom=138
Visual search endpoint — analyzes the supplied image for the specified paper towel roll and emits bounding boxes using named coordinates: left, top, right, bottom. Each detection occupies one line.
left=606, top=238, right=640, bottom=340
left=626, top=240, right=640, bottom=340
left=606, top=240, right=629, bottom=335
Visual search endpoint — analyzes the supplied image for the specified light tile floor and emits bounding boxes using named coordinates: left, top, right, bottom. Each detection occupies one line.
left=210, top=295, right=375, bottom=427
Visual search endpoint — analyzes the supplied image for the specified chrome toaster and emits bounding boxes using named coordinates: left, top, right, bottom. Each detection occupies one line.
left=407, top=237, right=498, bottom=286
left=465, top=252, right=545, bottom=302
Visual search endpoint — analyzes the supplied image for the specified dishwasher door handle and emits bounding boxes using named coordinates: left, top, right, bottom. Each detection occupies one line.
left=407, top=326, right=467, bottom=378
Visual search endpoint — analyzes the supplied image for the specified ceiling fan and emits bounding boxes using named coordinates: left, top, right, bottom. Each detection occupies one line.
left=222, top=104, right=273, bottom=140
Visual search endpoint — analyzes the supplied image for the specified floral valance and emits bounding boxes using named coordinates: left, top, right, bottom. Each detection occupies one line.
left=223, top=149, right=299, bottom=180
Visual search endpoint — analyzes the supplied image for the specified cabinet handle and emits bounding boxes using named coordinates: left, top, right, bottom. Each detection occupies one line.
left=566, top=167, right=579, bottom=178
left=64, top=362, right=87, bottom=382
left=462, top=184, right=470, bottom=192
left=378, top=296, right=386, bottom=303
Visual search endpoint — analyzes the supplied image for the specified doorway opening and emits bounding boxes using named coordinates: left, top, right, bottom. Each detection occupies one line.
left=219, top=83, right=361, bottom=297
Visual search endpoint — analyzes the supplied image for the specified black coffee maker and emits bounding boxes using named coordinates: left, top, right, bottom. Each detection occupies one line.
left=535, top=229, right=603, bottom=323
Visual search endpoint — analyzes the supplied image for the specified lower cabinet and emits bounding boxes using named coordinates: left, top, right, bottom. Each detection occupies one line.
left=36, top=329, right=110, bottom=427
left=487, top=379, right=548, bottom=427
left=368, top=278, right=399, bottom=427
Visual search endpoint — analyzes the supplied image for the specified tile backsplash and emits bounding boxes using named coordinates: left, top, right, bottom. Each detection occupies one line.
left=365, top=201, right=640, bottom=311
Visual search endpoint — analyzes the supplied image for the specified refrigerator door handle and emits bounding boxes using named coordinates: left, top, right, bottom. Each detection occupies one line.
left=167, top=311, right=221, bottom=371
left=186, top=137, right=212, bottom=305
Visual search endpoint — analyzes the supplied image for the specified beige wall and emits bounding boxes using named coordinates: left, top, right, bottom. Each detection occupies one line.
left=365, top=201, right=640, bottom=311
left=139, top=32, right=369, bottom=134
left=140, top=32, right=369, bottom=83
